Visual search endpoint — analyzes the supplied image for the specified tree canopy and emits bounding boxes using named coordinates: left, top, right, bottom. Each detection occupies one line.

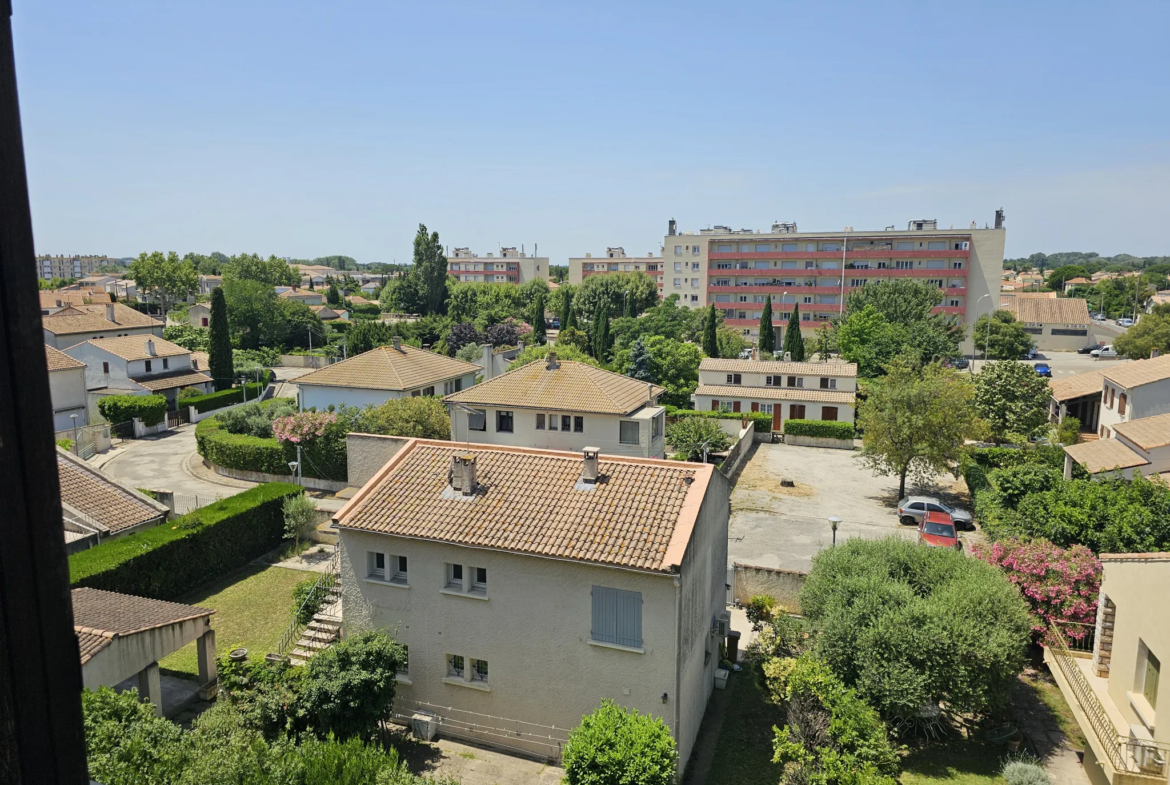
left=972, top=361, right=1052, bottom=443
left=972, top=310, right=1032, bottom=360
left=129, top=251, right=198, bottom=316
left=573, top=272, right=658, bottom=325
left=222, top=253, right=299, bottom=286
left=1115, top=303, right=1170, bottom=359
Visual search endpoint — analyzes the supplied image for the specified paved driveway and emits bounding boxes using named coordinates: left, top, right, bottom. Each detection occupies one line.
left=728, top=442, right=968, bottom=573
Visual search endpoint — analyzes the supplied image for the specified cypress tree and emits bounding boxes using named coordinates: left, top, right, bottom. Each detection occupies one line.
left=208, top=286, right=233, bottom=392
left=702, top=304, right=719, bottom=357
left=758, top=295, right=775, bottom=356
left=783, top=303, right=806, bottom=361
left=532, top=292, right=547, bottom=345
left=592, top=304, right=611, bottom=362
left=561, top=288, right=575, bottom=331
left=623, top=291, right=635, bottom=319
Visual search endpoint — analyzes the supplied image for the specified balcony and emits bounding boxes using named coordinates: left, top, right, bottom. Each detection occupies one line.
left=1045, top=623, right=1170, bottom=783
left=708, top=248, right=970, bottom=261
left=709, top=266, right=967, bottom=279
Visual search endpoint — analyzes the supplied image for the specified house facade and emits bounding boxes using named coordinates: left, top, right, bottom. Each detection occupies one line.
left=443, top=353, right=666, bottom=459
left=278, top=287, right=324, bottom=305
left=693, top=358, right=858, bottom=432
left=42, top=302, right=164, bottom=349
left=1097, top=355, right=1170, bottom=439
left=334, top=440, right=731, bottom=769
left=1003, top=296, right=1097, bottom=352
left=64, top=335, right=213, bottom=411
left=296, top=339, right=480, bottom=410
left=45, top=345, right=89, bottom=432
left=186, top=303, right=211, bottom=328
left=448, top=246, right=549, bottom=285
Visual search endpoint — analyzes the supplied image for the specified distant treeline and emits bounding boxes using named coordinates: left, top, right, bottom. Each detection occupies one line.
left=1005, top=251, right=1170, bottom=273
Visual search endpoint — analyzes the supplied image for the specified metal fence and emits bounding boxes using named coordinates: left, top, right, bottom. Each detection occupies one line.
left=167, top=408, right=190, bottom=428
left=391, top=697, right=569, bottom=762
left=172, top=492, right=223, bottom=515
left=1057, top=620, right=1096, bottom=655
left=275, top=551, right=340, bottom=659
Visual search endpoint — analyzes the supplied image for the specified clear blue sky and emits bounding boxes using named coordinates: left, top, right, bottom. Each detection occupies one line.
left=12, top=0, right=1170, bottom=264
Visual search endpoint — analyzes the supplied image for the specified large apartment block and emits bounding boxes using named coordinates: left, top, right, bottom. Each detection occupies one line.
left=36, top=254, right=112, bottom=280
left=568, top=247, right=665, bottom=292
left=448, top=246, right=548, bottom=285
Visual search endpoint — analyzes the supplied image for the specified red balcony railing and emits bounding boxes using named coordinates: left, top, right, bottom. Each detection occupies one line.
left=708, top=249, right=969, bottom=261
left=708, top=266, right=967, bottom=279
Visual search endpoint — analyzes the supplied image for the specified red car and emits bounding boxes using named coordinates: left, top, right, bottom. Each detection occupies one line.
left=918, top=511, right=962, bottom=551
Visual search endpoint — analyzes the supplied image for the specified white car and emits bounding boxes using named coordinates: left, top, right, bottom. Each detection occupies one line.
left=1093, top=345, right=1119, bottom=360
left=1118, top=318, right=1135, bottom=328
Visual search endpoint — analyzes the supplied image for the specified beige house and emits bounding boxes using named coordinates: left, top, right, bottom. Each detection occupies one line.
left=42, top=302, right=164, bottom=349
left=278, top=287, right=324, bottom=305
left=1098, top=355, right=1170, bottom=439
left=693, top=358, right=858, bottom=432
left=1045, top=553, right=1170, bottom=784
left=46, top=345, right=89, bottom=432
left=57, top=447, right=170, bottom=553
left=64, top=335, right=213, bottom=411
left=443, top=353, right=666, bottom=459
left=1003, top=296, right=1095, bottom=352
left=309, top=304, right=348, bottom=321
left=334, top=440, right=731, bottom=768
left=186, top=303, right=211, bottom=328
left=448, top=246, right=549, bottom=285
left=296, top=339, right=480, bottom=410
left=1050, top=370, right=1104, bottom=435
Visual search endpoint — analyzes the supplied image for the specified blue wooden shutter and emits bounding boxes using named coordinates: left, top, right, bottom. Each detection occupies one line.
left=592, top=586, right=642, bottom=648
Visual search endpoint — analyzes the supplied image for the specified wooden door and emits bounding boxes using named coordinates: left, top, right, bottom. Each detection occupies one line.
left=750, top=402, right=759, bottom=413
left=711, top=400, right=719, bottom=411
left=772, top=407, right=782, bottom=432
left=790, top=404, right=806, bottom=420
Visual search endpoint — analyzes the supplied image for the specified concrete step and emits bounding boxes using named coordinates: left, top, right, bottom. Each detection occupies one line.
left=301, top=630, right=337, bottom=645
left=307, top=620, right=340, bottom=632
left=298, top=639, right=333, bottom=651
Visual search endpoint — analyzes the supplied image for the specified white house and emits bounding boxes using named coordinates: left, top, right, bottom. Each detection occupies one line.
left=296, top=338, right=480, bottom=410
left=45, top=345, right=89, bottom=432
left=278, top=287, right=324, bottom=305
left=692, top=358, right=858, bottom=432
left=444, top=353, right=666, bottom=459
left=64, top=335, right=213, bottom=411
left=333, top=440, right=731, bottom=768
left=42, top=302, right=164, bottom=349
left=1096, top=354, right=1170, bottom=439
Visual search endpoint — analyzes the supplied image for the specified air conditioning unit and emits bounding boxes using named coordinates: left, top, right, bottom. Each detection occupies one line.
left=1129, top=725, right=1165, bottom=773
left=411, top=711, right=440, bottom=741
left=711, top=612, right=731, bottom=638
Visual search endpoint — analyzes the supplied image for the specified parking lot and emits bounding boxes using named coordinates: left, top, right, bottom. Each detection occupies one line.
left=969, top=349, right=1132, bottom=380
left=727, top=442, right=972, bottom=573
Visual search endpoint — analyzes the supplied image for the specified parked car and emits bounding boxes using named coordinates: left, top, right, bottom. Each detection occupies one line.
left=943, top=357, right=970, bottom=370
left=1092, top=313, right=1107, bottom=321
left=551, top=317, right=560, bottom=328
left=1118, top=317, right=1135, bottom=327
left=1079, top=342, right=1105, bottom=355
left=897, top=496, right=975, bottom=530
left=1025, top=346, right=1039, bottom=360
left=1096, top=346, right=1119, bottom=360
left=1090, top=344, right=1112, bottom=357
left=738, top=349, right=753, bottom=360
left=1034, top=362, right=1052, bottom=377
left=918, top=511, right=962, bottom=551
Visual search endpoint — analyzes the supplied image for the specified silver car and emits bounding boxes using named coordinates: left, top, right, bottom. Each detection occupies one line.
left=897, top=496, right=975, bottom=531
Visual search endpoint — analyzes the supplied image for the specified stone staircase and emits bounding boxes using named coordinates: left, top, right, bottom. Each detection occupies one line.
left=289, top=581, right=343, bottom=666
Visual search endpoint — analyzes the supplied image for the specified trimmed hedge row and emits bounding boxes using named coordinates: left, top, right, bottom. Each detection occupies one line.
left=195, top=416, right=290, bottom=475
left=97, top=393, right=167, bottom=427
left=783, top=418, right=855, bottom=440
left=69, top=483, right=303, bottom=600
left=185, top=381, right=268, bottom=414
left=664, top=406, right=773, bottom=431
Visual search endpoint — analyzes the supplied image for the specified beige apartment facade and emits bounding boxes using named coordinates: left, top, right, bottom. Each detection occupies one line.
left=36, top=254, right=112, bottom=280
left=693, top=358, right=858, bottom=432
left=448, top=246, right=548, bottom=285
left=660, top=214, right=1005, bottom=355
left=568, top=247, right=665, bottom=293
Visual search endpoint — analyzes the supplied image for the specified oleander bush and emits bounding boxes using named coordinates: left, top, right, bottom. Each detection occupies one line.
left=782, top=418, right=855, bottom=440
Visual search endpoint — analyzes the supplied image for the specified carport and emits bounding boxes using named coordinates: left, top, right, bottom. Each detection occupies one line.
left=1049, top=370, right=1103, bottom=433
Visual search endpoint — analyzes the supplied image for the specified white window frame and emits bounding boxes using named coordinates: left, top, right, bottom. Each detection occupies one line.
left=367, top=551, right=386, bottom=580
left=619, top=420, right=640, bottom=445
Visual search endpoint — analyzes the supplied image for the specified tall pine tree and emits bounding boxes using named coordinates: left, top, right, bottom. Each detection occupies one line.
left=783, top=303, right=806, bottom=361
left=758, top=295, right=775, bottom=356
left=532, top=292, right=547, bottom=345
left=702, top=305, right=719, bottom=357
left=592, top=304, right=611, bottom=362
left=208, top=286, right=233, bottom=392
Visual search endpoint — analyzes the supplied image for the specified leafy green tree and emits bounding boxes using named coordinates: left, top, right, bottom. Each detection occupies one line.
left=592, top=304, right=612, bottom=362
left=325, top=283, right=340, bottom=306
left=631, top=335, right=703, bottom=408
left=357, top=396, right=451, bottom=439
left=574, top=272, right=658, bottom=324
left=1046, top=265, right=1089, bottom=290
left=508, top=342, right=599, bottom=370
left=858, top=357, right=978, bottom=499
left=801, top=537, right=1032, bottom=722
left=973, top=361, right=1053, bottom=444
left=667, top=417, right=732, bottom=461
left=208, top=286, right=234, bottom=391
left=345, top=320, right=396, bottom=354
left=716, top=326, right=750, bottom=359
left=163, top=324, right=210, bottom=352
left=625, top=338, right=653, bottom=381
left=702, top=305, right=718, bottom=357
left=1116, top=304, right=1170, bottom=359
left=623, top=290, right=635, bottom=319
left=378, top=275, right=426, bottom=315
left=129, top=251, right=198, bottom=317
left=531, top=291, right=547, bottom=345
left=223, top=253, right=299, bottom=286
left=758, top=295, right=775, bottom=355
left=82, top=686, right=188, bottom=785
left=559, top=284, right=576, bottom=330
left=813, top=322, right=836, bottom=361
left=844, top=278, right=942, bottom=326
left=562, top=700, right=677, bottom=785
left=783, top=305, right=806, bottom=361
left=297, top=630, right=406, bottom=741
left=554, top=326, right=592, bottom=356
left=412, top=223, right=449, bottom=316
left=282, top=493, right=316, bottom=552
left=973, top=310, right=1033, bottom=359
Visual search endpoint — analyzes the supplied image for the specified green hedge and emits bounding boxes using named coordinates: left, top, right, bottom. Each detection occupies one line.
left=195, top=413, right=347, bottom=482
left=960, top=445, right=1082, bottom=497
left=97, top=393, right=167, bottom=426
left=664, top=406, right=772, bottom=431
left=185, top=381, right=268, bottom=414
left=783, top=419, right=855, bottom=440
left=69, top=483, right=303, bottom=600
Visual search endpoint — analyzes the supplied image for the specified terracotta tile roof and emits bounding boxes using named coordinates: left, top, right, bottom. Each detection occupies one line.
left=133, top=370, right=213, bottom=392
left=1064, top=277, right=1090, bottom=285
left=72, top=303, right=163, bottom=328
left=1008, top=297, right=1090, bottom=325
left=42, top=312, right=129, bottom=336
left=45, top=344, right=85, bottom=371
left=695, top=384, right=856, bottom=404
left=1049, top=370, right=1105, bottom=402
left=73, top=588, right=213, bottom=665
left=444, top=359, right=663, bottom=415
left=39, top=291, right=92, bottom=309
left=1103, top=354, right=1170, bottom=390
left=336, top=441, right=712, bottom=573
left=278, top=287, right=321, bottom=299
left=297, top=344, right=480, bottom=392
left=700, top=358, right=858, bottom=377
left=189, top=351, right=209, bottom=370
left=57, top=449, right=169, bottom=534
left=77, top=335, right=189, bottom=362
left=1063, top=439, right=1149, bottom=474
left=347, top=296, right=375, bottom=305
left=1114, top=413, right=1170, bottom=451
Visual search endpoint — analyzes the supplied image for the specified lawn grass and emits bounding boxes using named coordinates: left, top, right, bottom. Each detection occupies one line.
left=159, top=563, right=308, bottom=678
left=703, top=670, right=786, bottom=785
left=900, top=739, right=1006, bottom=785
left=1020, top=665, right=1087, bottom=749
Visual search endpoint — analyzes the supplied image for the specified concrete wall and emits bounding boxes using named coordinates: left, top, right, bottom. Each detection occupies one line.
left=346, top=433, right=411, bottom=487
left=732, top=563, right=807, bottom=613
left=718, top=424, right=754, bottom=477
left=784, top=434, right=854, bottom=450
left=49, top=367, right=89, bottom=431
left=82, top=616, right=211, bottom=690
left=1030, top=324, right=1094, bottom=352
left=45, top=323, right=162, bottom=350
left=450, top=404, right=666, bottom=460
left=207, top=463, right=348, bottom=492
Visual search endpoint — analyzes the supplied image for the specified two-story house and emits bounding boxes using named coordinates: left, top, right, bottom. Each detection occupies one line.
left=42, top=302, right=164, bottom=349
left=693, top=358, right=858, bottom=432
left=1097, top=355, right=1170, bottom=439
left=278, top=287, right=324, bottom=305
left=1045, top=552, right=1170, bottom=785
left=45, top=345, right=89, bottom=432
left=333, top=440, right=730, bottom=768
left=443, top=353, right=667, bottom=459
left=64, top=336, right=213, bottom=412
left=295, top=338, right=480, bottom=410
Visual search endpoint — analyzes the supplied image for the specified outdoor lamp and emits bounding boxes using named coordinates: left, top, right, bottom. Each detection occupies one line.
left=828, top=516, right=841, bottom=546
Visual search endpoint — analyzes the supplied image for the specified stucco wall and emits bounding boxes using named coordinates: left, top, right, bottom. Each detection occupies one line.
left=450, top=405, right=665, bottom=459
left=732, top=563, right=807, bottom=612
left=46, top=324, right=162, bottom=350
left=82, top=617, right=210, bottom=690
left=692, top=393, right=854, bottom=428
left=50, top=367, right=89, bottom=430
left=302, top=372, right=477, bottom=412
left=1130, top=378, right=1170, bottom=421
left=1031, top=326, right=1093, bottom=352
left=346, top=433, right=411, bottom=487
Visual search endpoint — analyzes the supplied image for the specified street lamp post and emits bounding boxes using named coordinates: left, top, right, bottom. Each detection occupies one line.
left=972, top=293, right=993, bottom=374
left=288, top=460, right=301, bottom=487
left=70, top=413, right=79, bottom=452
left=827, top=516, right=841, bottom=546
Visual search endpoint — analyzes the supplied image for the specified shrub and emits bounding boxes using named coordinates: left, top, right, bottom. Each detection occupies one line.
left=55, top=437, right=74, bottom=451
left=283, top=492, right=317, bottom=551
left=663, top=405, right=772, bottom=432
left=82, top=686, right=188, bottom=785
left=1055, top=416, right=1081, bottom=446
left=273, top=411, right=339, bottom=444
left=767, top=654, right=900, bottom=785
left=1001, top=757, right=1053, bottom=785
left=196, top=416, right=290, bottom=475
left=986, top=463, right=1064, bottom=509
left=183, top=382, right=266, bottom=414
left=97, top=393, right=167, bottom=427
left=801, top=537, right=1032, bottom=722
left=298, top=630, right=406, bottom=741
left=666, top=416, right=732, bottom=462
left=562, top=699, right=677, bottom=785
left=292, top=576, right=330, bottom=626
left=783, top=419, right=855, bottom=440
left=177, top=385, right=202, bottom=400
left=69, top=483, right=303, bottom=599
left=349, top=395, right=450, bottom=440
left=745, top=594, right=777, bottom=631
left=972, top=538, right=1101, bottom=640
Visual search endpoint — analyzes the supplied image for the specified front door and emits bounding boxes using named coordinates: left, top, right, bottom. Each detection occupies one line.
left=772, top=407, right=782, bottom=432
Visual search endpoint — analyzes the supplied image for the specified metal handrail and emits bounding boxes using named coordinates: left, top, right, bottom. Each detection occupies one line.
left=275, top=551, right=340, bottom=659
left=1047, top=622, right=1170, bottom=777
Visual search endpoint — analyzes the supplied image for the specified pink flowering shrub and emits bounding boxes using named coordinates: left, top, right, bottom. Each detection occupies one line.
left=272, top=411, right=338, bottom=445
left=971, top=537, right=1101, bottom=640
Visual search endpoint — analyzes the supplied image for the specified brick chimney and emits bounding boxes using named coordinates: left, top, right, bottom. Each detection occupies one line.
left=145, top=339, right=156, bottom=357
left=546, top=351, right=558, bottom=371
left=580, top=447, right=600, bottom=485
left=450, top=453, right=477, bottom=497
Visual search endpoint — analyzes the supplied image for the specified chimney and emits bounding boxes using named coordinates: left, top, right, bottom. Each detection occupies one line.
left=145, top=339, right=156, bottom=357
left=449, top=453, right=477, bottom=497
left=105, top=303, right=115, bottom=322
left=752, top=346, right=759, bottom=361
left=392, top=336, right=401, bottom=351
left=783, top=351, right=792, bottom=361
left=668, top=218, right=677, bottom=236
left=546, top=351, right=558, bottom=370
left=580, top=447, right=601, bottom=485
left=1152, top=348, right=1160, bottom=359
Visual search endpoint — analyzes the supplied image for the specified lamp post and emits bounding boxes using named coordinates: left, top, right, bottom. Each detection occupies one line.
left=70, top=413, right=79, bottom=452
left=972, top=293, right=992, bottom=374
left=287, top=460, right=301, bottom=487
left=827, top=516, right=841, bottom=546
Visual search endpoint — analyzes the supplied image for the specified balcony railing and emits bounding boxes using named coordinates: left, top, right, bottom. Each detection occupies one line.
left=1047, top=622, right=1170, bottom=779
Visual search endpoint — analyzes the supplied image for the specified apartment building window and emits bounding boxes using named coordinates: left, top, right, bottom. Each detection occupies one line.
left=692, top=246, right=700, bottom=256
left=446, top=563, right=463, bottom=589
left=468, top=409, right=486, bottom=431
left=691, top=278, right=699, bottom=287
left=801, top=312, right=811, bottom=321
left=786, top=376, right=804, bottom=388
left=780, top=312, right=792, bottom=321
left=895, top=260, right=913, bottom=270
left=561, top=415, right=572, bottom=431
left=949, top=299, right=960, bottom=307
left=674, top=278, right=681, bottom=287
left=496, top=410, right=514, bottom=433
left=896, top=241, right=915, bottom=250
left=803, top=296, right=812, bottom=304
left=619, top=421, right=640, bottom=444
left=574, top=416, right=584, bottom=433
left=726, top=373, right=742, bottom=384
left=591, top=586, right=643, bottom=649
left=447, top=654, right=465, bottom=678
left=952, top=261, right=964, bottom=270
left=536, top=413, right=545, bottom=430
left=819, top=377, right=836, bottom=389
left=927, top=241, right=947, bottom=250
left=805, top=261, right=815, bottom=269
left=367, top=552, right=386, bottom=580
left=690, top=295, right=699, bottom=303
left=674, top=246, right=682, bottom=256
left=850, top=279, right=868, bottom=287
left=739, top=295, right=748, bottom=303
left=822, top=407, right=839, bottom=422
left=145, top=360, right=152, bottom=373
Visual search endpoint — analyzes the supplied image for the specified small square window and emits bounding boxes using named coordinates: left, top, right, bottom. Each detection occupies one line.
left=446, top=563, right=463, bottom=589
left=548, top=414, right=558, bottom=431
left=368, top=551, right=386, bottom=580
left=496, top=410, right=514, bottom=433
left=144, top=360, right=152, bottom=373
left=392, top=555, right=408, bottom=583
left=619, top=421, right=640, bottom=445
left=561, top=415, right=571, bottom=432
left=467, top=409, right=486, bottom=431
left=162, top=358, right=169, bottom=370
left=473, top=567, right=487, bottom=592
left=574, top=416, right=584, bottom=433
left=471, top=658, right=489, bottom=682
left=447, top=654, right=465, bottom=677
left=536, top=413, right=545, bottom=430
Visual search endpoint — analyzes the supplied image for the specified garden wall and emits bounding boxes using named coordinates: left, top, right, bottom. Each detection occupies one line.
left=719, top=422, right=755, bottom=479
left=784, top=434, right=855, bottom=450
left=732, top=562, right=807, bottom=613
left=346, top=432, right=411, bottom=487
left=208, top=464, right=348, bottom=493
left=279, top=354, right=339, bottom=368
